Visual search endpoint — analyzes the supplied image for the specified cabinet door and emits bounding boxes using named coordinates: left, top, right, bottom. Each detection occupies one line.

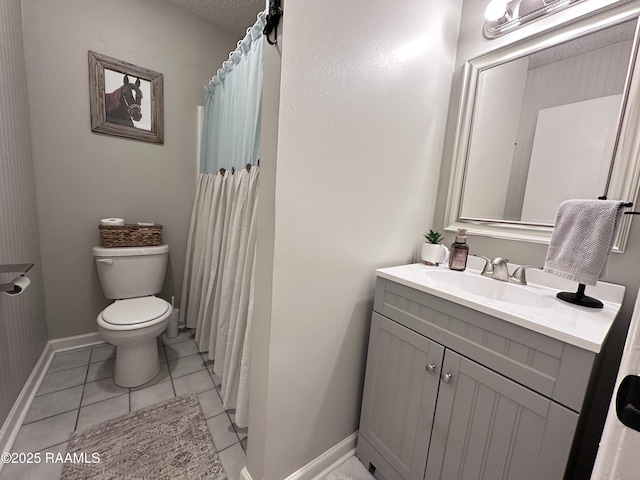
left=425, top=350, right=578, bottom=480
left=358, top=313, right=445, bottom=480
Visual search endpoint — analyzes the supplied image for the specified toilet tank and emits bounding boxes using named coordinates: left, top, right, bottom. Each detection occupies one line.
left=93, top=244, right=169, bottom=299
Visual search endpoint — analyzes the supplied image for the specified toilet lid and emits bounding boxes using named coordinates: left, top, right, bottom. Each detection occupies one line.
left=102, top=297, right=170, bottom=326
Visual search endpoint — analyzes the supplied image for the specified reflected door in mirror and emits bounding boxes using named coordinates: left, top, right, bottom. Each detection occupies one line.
left=459, top=20, right=635, bottom=225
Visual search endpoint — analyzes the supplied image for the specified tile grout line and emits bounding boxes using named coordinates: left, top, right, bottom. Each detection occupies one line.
left=36, top=439, right=68, bottom=453
left=46, top=349, right=94, bottom=375
left=217, top=439, right=242, bottom=453
left=74, top=346, right=95, bottom=431
left=190, top=334, right=250, bottom=476
left=224, top=409, right=243, bottom=448
left=78, top=391, right=129, bottom=410
left=33, top=366, right=88, bottom=398
left=12, top=434, right=74, bottom=459
left=167, top=353, right=209, bottom=380
left=205, top=355, right=245, bottom=450
left=208, top=410, right=242, bottom=453
left=21, top=406, right=80, bottom=428
left=165, top=343, right=178, bottom=397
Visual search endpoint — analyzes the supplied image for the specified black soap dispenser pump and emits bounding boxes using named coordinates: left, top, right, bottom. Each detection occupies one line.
left=449, top=228, right=469, bottom=271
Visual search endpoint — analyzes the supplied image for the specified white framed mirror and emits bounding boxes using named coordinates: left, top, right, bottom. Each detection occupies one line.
left=445, top=6, right=640, bottom=252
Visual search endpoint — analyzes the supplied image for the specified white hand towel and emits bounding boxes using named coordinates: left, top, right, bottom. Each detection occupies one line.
left=543, top=199, right=624, bottom=285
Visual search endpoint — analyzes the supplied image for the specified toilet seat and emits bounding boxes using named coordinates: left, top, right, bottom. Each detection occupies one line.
left=98, top=296, right=171, bottom=330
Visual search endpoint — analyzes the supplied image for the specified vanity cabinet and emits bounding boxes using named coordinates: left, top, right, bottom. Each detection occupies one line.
left=358, top=312, right=443, bottom=480
left=357, top=277, right=596, bottom=480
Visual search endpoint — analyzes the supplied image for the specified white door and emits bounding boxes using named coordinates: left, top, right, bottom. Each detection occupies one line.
left=592, top=289, right=640, bottom=479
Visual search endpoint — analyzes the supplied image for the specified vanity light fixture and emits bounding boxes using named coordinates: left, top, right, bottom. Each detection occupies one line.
left=485, top=0, right=509, bottom=22
left=484, top=0, right=586, bottom=39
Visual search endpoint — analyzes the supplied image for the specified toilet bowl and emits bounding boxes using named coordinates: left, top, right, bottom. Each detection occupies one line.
left=97, top=296, right=172, bottom=387
left=93, top=244, right=171, bottom=387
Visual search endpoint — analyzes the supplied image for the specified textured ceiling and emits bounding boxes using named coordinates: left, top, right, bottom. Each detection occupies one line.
left=167, top=0, right=265, bottom=37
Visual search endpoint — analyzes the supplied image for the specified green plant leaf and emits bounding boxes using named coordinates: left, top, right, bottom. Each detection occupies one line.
left=423, top=229, right=444, bottom=244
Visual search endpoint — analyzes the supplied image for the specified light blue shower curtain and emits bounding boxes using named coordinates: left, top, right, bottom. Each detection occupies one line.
left=200, top=13, right=264, bottom=173
left=181, top=12, right=265, bottom=429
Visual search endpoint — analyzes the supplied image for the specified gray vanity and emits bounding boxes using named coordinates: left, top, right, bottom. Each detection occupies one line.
left=356, top=261, right=624, bottom=480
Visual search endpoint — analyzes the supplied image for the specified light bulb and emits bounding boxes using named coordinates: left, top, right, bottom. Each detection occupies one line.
left=485, top=0, right=508, bottom=22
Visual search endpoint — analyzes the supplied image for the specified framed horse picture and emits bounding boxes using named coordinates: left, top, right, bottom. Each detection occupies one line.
left=88, top=51, right=164, bottom=144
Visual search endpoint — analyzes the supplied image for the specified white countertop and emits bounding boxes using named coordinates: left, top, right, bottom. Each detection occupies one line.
left=376, top=260, right=625, bottom=353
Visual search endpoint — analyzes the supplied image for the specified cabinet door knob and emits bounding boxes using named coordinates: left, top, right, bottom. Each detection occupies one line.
left=425, top=364, right=437, bottom=374
left=441, top=373, right=453, bottom=384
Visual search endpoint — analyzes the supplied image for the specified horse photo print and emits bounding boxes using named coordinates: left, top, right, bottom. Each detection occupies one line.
left=88, top=51, right=164, bottom=144
left=104, top=70, right=151, bottom=131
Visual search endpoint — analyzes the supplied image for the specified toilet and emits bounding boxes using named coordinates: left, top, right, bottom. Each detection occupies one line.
left=93, top=244, right=172, bottom=387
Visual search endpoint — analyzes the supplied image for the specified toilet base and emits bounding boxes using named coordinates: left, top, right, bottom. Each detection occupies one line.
left=97, top=300, right=171, bottom=388
left=114, top=337, right=161, bottom=388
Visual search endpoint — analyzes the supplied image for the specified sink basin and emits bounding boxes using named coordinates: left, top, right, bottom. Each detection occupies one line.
left=420, top=269, right=555, bottom=308
left=375, top=263, right=625, bottom=353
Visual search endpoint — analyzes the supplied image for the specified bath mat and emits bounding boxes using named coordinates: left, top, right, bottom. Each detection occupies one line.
left=60, top=393, right=226, bottom=480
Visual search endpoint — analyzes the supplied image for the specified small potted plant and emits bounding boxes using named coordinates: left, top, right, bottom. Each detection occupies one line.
left=421, top=230, right=449, bottom=266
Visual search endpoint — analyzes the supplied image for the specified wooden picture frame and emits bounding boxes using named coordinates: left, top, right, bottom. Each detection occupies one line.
left=88, top=51, right=164, bottom=144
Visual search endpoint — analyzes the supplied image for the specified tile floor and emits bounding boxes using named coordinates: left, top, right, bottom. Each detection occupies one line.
left=0, top=330, right=247, bottom=480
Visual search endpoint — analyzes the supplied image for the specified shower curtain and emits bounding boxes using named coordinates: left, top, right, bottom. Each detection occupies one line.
left=180, top=12, right=265, bottom=429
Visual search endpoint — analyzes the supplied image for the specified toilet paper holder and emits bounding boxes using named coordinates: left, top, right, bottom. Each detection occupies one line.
left=0, top=263, right=34, bottom=294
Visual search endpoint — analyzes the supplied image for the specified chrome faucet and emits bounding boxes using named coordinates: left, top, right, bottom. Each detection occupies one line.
left=473, top=255, right=542, bottom=285
left=510, top=265, right=543, bottom=285
left=474, top=255, right=510, bottom=281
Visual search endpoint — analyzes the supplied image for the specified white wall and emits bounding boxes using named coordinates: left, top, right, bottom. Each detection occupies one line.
left=21, top=0, right=238, bottom=338
left=249, top=0, right=463, bottom=478
left=0, top=0, right=48, bottom=425
left=435, top=1, right=640, bottom=476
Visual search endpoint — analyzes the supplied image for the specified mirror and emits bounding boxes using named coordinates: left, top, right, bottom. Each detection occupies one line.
left=445, top=8, right=640, bottom=251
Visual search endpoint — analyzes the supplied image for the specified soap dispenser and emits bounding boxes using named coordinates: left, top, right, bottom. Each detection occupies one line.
left=449, top=228, right=469, bottom=271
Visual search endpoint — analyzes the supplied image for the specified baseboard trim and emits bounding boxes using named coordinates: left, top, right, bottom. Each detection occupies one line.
left=239, top=432, right=358, bottom=480
left=239, top=466, right=253, bottom=480
left=0, top=332, right=104, bottom=471
left=0, top=341, right=53, bottom=460
left=287, top=432, right=358, bottom=480
left=49, top=331, right=104, bottom=353
left=308, top=432, right=357, bottom=480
